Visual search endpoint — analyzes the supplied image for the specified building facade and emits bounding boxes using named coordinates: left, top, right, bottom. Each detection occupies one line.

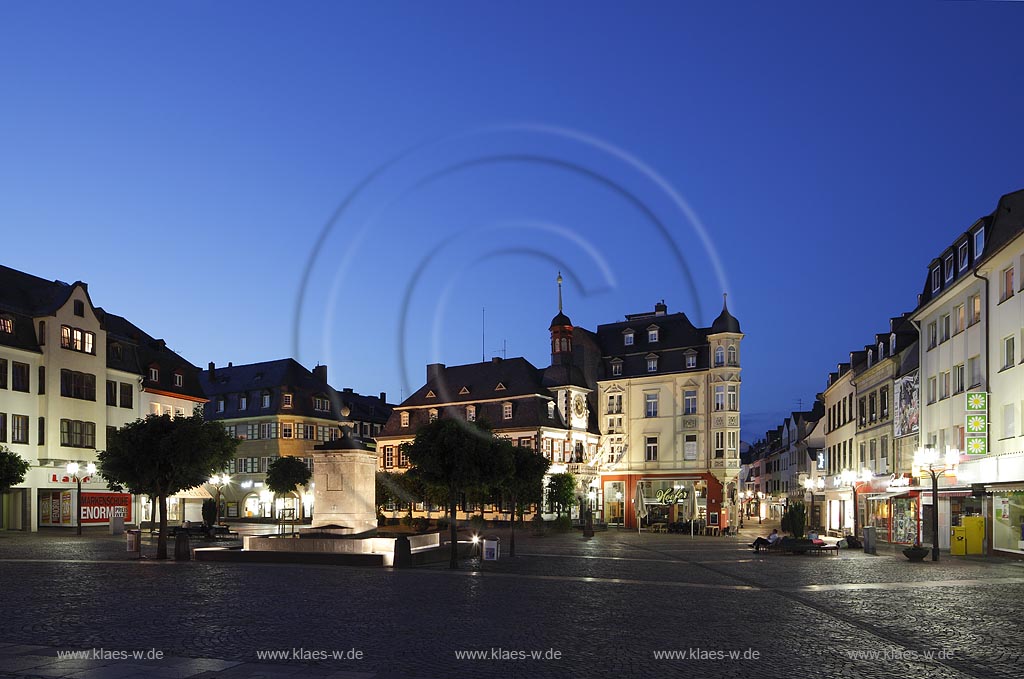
left=201, top=359, right=392, bottom=520
left=0, top=265, right=206, bottom=531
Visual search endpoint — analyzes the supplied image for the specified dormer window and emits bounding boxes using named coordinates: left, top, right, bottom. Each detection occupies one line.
left=890, top=333, right=897, bottom=355
left=149, top=367, right=159, bottom=382
left=974, top=227, right=985, bottom=262
left=646, top=354, right=658, bottom=373
left=261, top=391, right=271, bottom=408
left=283, top=393, right=293, bottom=408
left=466, top=405, right=476, bottom=422
left=610, top=358, right=623, bottom=376
left=944, top=254, right=954, bottom=282
left=313, top=396, right=329, bottom=411
left=647, top=326, right=659, bottom=343
left=0, top=316, right=12, bottom=334
left=878, top=341, right=885, bottom=359
left=714, top=346, right=725, bottom=367
left=624, top=330, right=634, bottom=346
left=502, top=402, right=513, bottom=420
left=931, top=267, right=941, bottom=293
left=400, top=411, right=410, bottom=427
left=429, top=409, right=438, bottom=422
left=216, top=398, right=225, bottom=413
left=109, top=342, right=122, bottom=360
left=547, top=401, right=555, bottom=419
left=867, top=349, right=873, bottom=367
left=238, top=394, right=247, bottom=410
left=173, top=373, right=183, bottom=387
left=958, top=242, right=969, bottom=271
left=685, top=351, right=697, bottom=369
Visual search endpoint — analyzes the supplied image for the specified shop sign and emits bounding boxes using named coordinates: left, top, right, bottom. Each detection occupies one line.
left=80, top=493, right=133, bottom=523
left=655, top=487, right=689, bottom=504
left=966, top=392, right=988, bottom=455
left=887, top=474, right=912, bottom=490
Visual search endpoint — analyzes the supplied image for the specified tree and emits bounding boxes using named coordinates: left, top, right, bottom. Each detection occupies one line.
left=265, top=456, right=312, bottom=519
left=403, top=418, right=512, bottom=569
left=781, top=501, right=807, bottom=539
left=0, top=446, right=31, bottom=494
left=503, top=444, right=549, bottom=557
left=546, top=472, right=577, bottom=517
left=99, top=412, right=238, bottom=559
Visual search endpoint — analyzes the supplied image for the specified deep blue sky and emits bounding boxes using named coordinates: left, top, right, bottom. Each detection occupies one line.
left=3, top=3, right=1023, bottom=442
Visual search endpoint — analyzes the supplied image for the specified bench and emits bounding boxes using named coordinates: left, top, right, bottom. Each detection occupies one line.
left=811, top=544, right=840, bottom=556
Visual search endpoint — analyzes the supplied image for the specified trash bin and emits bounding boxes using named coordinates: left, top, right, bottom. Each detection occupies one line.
left=951, top=526, right=966, bottom=556
left=862, top=525, right=877, bottom=554
left=126, top=529, right=141, bottom=554
left=483, top=538, right=500, bottom=561
left=394, top=535, right=412, bottom=568
left=174, top=532, right=192, bottom=561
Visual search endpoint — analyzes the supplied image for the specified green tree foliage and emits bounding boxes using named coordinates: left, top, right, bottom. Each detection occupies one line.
left=0, top=446, right=31, bottom=493
left=265, top=456, right=312, bottom=518
left=99, top=412, right=238, bottom=559
left=504, top=444, right=550, bottom=557
left=403, top=418, right=512, bottom=568
left=781, top=501, right=807, bottom=539
left=546, top=472, right=577, bottom=518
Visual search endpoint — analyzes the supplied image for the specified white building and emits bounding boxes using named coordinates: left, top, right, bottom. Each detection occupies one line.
left=0, top=265, right=206, bottom=531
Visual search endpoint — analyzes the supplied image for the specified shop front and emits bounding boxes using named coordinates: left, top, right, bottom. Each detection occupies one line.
left=36, top=468, right=134, bottom=530
left=604, top=473, right=724, bottom=530
left=991, top=487, right=1024, bottom=556
left=863, top=491, right=920, bottom=545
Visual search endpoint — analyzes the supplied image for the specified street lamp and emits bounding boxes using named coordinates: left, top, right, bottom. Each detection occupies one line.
left=209, top=474, right=230, bottom=525
left=66, top=461, right=96, bottom=536
left=615, top=490, right=623, bottom=527
left=913, top=444, right=959, bottom=562
left=756, top=491, right=764, bottom=524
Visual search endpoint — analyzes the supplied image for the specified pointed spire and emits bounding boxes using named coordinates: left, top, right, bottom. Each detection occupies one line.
left=557, top=271, right=563, bottom=312
left=722, top=292, right=728, bottom=311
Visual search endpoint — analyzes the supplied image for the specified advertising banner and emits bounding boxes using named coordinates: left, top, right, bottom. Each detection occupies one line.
left=894, top=371, right=919, bottom=438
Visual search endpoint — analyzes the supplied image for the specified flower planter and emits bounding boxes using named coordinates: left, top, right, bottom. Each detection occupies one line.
left=903, top=545, right=929, bottom=562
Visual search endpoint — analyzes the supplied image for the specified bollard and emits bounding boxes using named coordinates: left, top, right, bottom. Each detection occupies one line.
left=394, top=535, right=412, bottom=568
left=174, top=532, right=192, bottom=561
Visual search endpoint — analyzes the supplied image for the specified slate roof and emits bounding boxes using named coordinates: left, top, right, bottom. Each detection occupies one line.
left=917, top=188, right=1024, bottom=309
left=200, top=359, right=392, bottom=424
left=595, top=308, right=721, bottom=377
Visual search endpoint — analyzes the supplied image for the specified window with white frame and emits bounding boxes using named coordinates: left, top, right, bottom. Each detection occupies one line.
left=647, top=356, right=658, bottom=372
left=953, top=364, right=965, bottom=393
left=890, top=333, right=897, bottom=355
left=684, top=390, right=697, bottom=415
left=547, top=401, right=555, bottom=419
left=714, top=346, right=725, bottom=366
left=1002, top=267, right=1015, bottom=302
left=727, top=385, right=738, bottom=411
left=1004, top=403, right=1015, bottom=439
left=384, top=446, right=394, bottom=468
left=959, top=242, right=969, bottom=271
left=714, top=385, right=725, bottom=411
left=173, top=373, right=183, bottom=387
left=728, top=345, right=737, bottom=366
left=0, top=316, right=12, bottom=334
left=283, top=393, right=293, bottom=408
left=645, top=436, right=658, bottom=462
left=238, top=394, right=247, bottom=410
left=931, top=267, right=941, bottom=292
left=685, top=352, right=696, bottom=369
left=927, top=322, right=937, bottom=349
left=968, top=294, right=981, bottom=326
left=714, top=431, right=725, bottom=458
left=429, top=408, right=439, bottom=422
left=928, top=377, right=937, bottom=403
left=259, top=422, right=277, bottom=439
left=954, top=304, right=964, bottom=334
left=969, top=355, right=981, bottom=387
left=727, top=431, right=738, bottom=455
left=466, top=405, right=476, bottom=422
left=400, top=411, right=409, bottom=427
left=281, top=422, right=293, bottom=439
left=974, top=227, right=985, bottom=261
left=624, top=331, right=634, bottom=346
left=611, top=359, right=622, bottom=376
left=149, top=367, right=159, bottom=382
left=607, top=416, right=622, bottom=433
left=940, top=371, right=950, bottom=399
left=945, top=254, right=954, bottom=282
left=1003, top=336, right=1015, bottom=369
left=940, top=314, right=950, bottom=342
left=398, top=446, right=407, bottom=467
left=645, top=392, right=658, bottom=418
left=648, top=328, right=659, bottom=343
left=502, top=403, right=512, bottom=420
left=607, top=393, right=622, bottom=414
left=261, top=391, right=271, bottom=408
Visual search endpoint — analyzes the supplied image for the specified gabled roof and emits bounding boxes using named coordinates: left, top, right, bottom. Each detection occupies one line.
left=402, top=357, right=546, bottom=406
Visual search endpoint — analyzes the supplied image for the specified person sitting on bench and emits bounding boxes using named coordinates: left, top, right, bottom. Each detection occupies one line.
left=751, top=529, right=780, bottom=550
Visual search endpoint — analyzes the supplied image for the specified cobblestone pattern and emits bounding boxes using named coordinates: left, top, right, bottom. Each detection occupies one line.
left=0, top=529, right=1020, bottom=678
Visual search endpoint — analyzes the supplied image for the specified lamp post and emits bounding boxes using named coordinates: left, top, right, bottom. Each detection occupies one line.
left=615, top=490, right=623, bottom=527
left=209, top=474, right=230, bottom=526
left=66, top=462, right=96, bottom=536
left=756, top=491, right=764, bottom=524
left=913, top=444, right=959, bottom=562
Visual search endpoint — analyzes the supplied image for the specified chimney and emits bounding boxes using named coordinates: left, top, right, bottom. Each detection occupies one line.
left=313, top=364, right=328, bottom=383
left=655, top=300, right=667, bottom=316
left=492, top=356, right=503, bottom=363
left=343, top=387, right=354, bottom=394
left=379, top=391, right=387, bottom=403
left=208, top=361, right=215, bottom=380
left=227, top=361, right=232, bottom=368
left=426, top=363, right=445, bottom=382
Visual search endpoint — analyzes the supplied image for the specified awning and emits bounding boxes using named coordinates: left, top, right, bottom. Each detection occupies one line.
left=862, top=490, right=911, bottom=501
left=173, top=486, right=213, bottom=500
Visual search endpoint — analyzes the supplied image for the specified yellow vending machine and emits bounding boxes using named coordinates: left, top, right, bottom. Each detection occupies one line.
left=963, top=516, right=985, bottom=555
left=950, top=526, right=966, bottom=556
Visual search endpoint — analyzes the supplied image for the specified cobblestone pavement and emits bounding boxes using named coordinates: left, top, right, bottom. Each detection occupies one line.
left=1, top=527, right=1022, bottom=678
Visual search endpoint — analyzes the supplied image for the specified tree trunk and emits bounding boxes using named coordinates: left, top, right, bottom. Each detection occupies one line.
left=509, top=494, right=517, bottom=558
left=448, top=496, right=459, bottom=570
left=157, top=494, right=168, bottom=559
